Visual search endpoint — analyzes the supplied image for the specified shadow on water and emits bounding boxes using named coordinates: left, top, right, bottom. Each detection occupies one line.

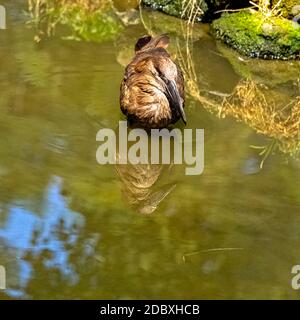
left=1, top=1, right=300, bottom=299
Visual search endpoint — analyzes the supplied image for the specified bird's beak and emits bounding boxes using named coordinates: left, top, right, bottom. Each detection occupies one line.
left=165, top=80, right=186, bottom=125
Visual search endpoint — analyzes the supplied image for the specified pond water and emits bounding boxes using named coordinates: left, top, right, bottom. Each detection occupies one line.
left=1, top=0, right=300, bottom=299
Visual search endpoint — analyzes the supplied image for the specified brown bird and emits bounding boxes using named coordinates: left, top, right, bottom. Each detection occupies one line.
left=120, top=34, right=186, bottom=129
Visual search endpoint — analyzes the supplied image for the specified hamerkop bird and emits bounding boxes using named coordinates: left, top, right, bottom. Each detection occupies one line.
left=120, top=34, right=186, bottom=128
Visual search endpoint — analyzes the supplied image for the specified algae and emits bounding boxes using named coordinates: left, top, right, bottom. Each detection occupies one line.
left=212, top=11, right=300, bottom=60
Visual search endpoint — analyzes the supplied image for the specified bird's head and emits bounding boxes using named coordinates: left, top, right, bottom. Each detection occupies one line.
left=135, top=34, right=170, bottom=53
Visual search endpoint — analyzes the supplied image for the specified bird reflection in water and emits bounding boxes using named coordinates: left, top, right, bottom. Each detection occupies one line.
left=115, top=125, right=177, bottom=214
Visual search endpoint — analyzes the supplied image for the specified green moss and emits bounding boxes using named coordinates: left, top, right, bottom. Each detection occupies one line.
left=212, top=11, right=300, bottom=60
left=28, top=1, right=124, bottom=42
left=58, top=7, right=124, bottom=42
left=142, top=0, right=183, bottom=18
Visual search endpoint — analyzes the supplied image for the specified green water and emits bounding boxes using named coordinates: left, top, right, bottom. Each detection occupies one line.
left=1, top=1, right=300, bottom=299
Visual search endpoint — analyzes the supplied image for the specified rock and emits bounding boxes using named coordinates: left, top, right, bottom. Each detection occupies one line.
left=292, top=16, right=300, bottom=24
left=142, top=0, right=201, bottom=20
left=141, top=0, right=250, bottom=22
left=291, top=4, right=300, bottom=16
left=272, top=0, right=300, bottom=18
left=115, top=9, right=140, bottom=25
left=212, top=11, right=300, bottom=60
left=261, top=22, right=277, bottom=36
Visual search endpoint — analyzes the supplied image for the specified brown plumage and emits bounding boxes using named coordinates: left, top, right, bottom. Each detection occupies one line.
left=120, top=34, right=186, bottom=129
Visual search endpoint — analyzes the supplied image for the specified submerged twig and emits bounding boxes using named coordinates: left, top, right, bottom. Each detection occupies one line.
left=182, top=247, right=244, bottom=262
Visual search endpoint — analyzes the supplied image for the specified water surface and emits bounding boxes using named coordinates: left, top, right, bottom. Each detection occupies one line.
left=1, top=1, right=300, bottom=299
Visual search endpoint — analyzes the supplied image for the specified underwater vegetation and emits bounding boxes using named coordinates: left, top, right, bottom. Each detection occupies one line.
left=27, top=0, right=124, bottom=42
left=217, top=43, right=300, bottom=86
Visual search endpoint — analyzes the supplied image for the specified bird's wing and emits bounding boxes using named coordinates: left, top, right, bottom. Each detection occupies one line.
left=176, top=64, right=185, bottom=104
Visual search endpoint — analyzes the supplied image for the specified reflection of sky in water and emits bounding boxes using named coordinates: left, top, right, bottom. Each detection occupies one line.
left=242, top=157, right=260, bottom=175
left=0, top=177, right=89, bottom=298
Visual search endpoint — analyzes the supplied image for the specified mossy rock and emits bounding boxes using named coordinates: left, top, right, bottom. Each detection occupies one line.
left=142, top=0, right=202, bottom=20
left=212, top=11, right=300, bottom=60
left=141, top=0, right=239, bottom=22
